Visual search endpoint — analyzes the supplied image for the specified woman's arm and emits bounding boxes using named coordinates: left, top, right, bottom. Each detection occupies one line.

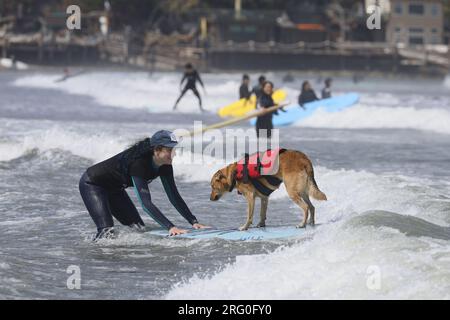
left=160, top=167, right=199, bottom=225
left=131, top=176, right=175, bottom=230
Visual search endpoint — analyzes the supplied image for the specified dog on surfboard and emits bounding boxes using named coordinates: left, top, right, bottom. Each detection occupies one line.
left=210, top=149, right=327, bottom=231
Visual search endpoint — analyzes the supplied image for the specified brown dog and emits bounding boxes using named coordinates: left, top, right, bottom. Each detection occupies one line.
left=210, top=149, right=327, bottom=230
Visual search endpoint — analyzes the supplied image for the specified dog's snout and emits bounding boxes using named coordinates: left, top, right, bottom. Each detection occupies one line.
left=210, top=192, right=220, bottom=201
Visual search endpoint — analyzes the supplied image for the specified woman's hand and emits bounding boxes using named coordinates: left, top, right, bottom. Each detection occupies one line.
left=169, top=226, right=187, bottom=236
left=192, top=223, right=210, bottom=230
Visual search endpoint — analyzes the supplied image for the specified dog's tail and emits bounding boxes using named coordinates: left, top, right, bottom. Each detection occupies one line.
left=308, top=168, right=327, bottom=201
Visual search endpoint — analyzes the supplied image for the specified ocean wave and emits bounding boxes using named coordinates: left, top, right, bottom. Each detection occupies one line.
left=165, top=209, right=450, bottom=299
left=445, top=74, right=450, bottom=88
left=13, top=72, right=243, bottom=113
left=297, top=105, right=450, bottom=135
left=164, top=167, right=450, bottom=299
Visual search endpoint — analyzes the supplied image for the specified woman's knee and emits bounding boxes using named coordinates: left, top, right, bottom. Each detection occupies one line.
left=79, top=172, right=90, bottom=197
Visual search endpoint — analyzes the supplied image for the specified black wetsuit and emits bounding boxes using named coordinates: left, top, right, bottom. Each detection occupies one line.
left=174, top=70, right=204, bottom=110
left=298, top=90, right=319, bottom=107
left=255, top=93, right=277, bottom=139
left=239, top=83, right=251, bottom=99
left=79, top=148, right=198, bottom=237
left=252, top=84, right=263, bottom=104
left=321, top=87, right=331, bottom=99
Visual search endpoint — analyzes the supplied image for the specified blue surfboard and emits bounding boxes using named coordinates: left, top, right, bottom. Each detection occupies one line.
left=148, top=226, right=310, bottom=241
left=250, top=92, right=359, bottom=127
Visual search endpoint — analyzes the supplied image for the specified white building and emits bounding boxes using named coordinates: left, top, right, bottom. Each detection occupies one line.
left=385, top=0, right=444, bottom=45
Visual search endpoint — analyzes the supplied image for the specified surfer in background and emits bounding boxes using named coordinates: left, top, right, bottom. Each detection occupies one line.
left=321, top=78, right=332, bottom=99
left=62, top=68, right=71, bottom=81
left=352, top=73, right=364, bottom=84
left=79, top=130, right=209, bottom=240
left=54, top=68, right=87, bottom=83
left=282, top=72, right=294, bottom=83
left=239, top=74, right=251, bottom=100
left=255, top=81, right=278, bottom=139
left=251, top=75, right=266, bottom=106
left=173, top=63, right=205, bottom=112
left=298, top=81, right=319, bottom=109
left=53, top=68, right=71, bottom=83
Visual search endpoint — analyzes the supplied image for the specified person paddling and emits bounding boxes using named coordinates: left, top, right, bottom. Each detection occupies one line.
left=298, top=81, right=319, bottom=109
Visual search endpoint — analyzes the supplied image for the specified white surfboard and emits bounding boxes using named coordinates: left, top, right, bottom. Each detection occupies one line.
left=148, top=225, right=315, bottom=241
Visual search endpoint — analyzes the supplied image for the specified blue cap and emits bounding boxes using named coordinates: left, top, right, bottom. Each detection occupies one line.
left=150, top=130, right=179, bottom=148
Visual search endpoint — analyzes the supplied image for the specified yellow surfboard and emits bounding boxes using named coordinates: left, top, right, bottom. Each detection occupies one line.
left=218, top=89, right=287, bottom=118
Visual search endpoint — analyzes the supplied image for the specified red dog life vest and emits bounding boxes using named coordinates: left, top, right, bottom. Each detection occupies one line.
left=236, top=148, right=284, bottom=181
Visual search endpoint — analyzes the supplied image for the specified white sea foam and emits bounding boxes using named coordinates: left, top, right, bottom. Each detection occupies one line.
left=13, top=72, right=243, bottom=113
left=165, top=166, right=450, bottom=300
left=297, top=105, right=450, bottom=135
left=444, top=74, right=450, bottom=88
left=0, top=125, right=125, bottom=163
left=13, top=72, right=449, bottom=136
left=166, top=223, right=450, bottom=299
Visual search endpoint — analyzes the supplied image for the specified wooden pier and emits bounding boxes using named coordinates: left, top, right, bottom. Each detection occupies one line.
left=1, top=23, right=448, bottom=75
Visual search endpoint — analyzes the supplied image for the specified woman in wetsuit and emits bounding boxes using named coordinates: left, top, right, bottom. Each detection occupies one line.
left=79, top=130, right=208, bottom=240
left=173, top=63, right=205, bottom=112
left=255, top=81, right=278, bottom=139
left=298, top=81, right=319, bottom=109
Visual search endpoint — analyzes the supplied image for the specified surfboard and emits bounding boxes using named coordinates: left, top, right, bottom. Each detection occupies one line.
left=179, top=101, right=290, bottom=137
left=148, top=226, right=309, bottom=241
left=249, top=93, right=359, bottom=127
left=218, top=89, right=287, bottom=118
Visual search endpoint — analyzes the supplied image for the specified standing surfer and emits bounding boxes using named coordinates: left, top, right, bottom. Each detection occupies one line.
left=173, top=63, right=205, bottom=112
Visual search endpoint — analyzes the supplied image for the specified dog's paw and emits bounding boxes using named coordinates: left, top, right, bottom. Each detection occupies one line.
left=239, top=225, right=250, bottom=231
left=296, top=223, right=306, bottom=229
left=256, top=222, right=266, bottom=228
